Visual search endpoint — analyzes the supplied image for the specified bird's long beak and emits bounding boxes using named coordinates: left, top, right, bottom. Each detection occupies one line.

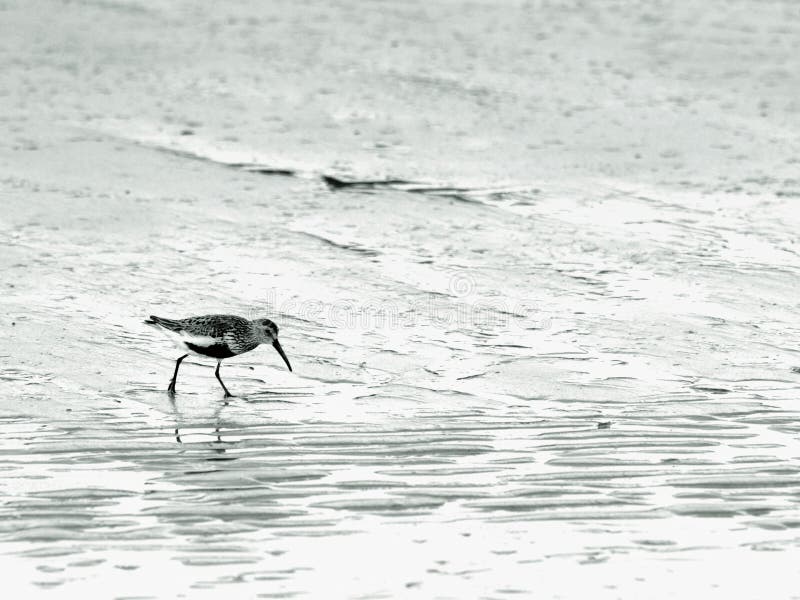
left=272, top=339, right=292, bottom=372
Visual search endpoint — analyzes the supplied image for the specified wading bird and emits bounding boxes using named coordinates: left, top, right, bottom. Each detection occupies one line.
left=145, top=314, right=292, bottom=397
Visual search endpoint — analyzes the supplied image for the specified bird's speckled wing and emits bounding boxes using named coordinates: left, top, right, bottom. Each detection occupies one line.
left=177, top=314, right=252, bottom=338
left=147, top=314, right=257, bottom=357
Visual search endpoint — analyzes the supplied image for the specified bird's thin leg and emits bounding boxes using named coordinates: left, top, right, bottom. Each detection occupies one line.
left=168, top=354, right=188, bottom=395
left=215, top=361, right=233, bottom=398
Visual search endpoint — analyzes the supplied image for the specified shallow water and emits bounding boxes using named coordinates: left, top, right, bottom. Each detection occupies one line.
left=2, top=1, right=800, bottom=598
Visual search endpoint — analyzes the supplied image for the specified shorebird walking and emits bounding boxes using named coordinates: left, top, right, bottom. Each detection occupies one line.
left=145, top=314, right=292, bottom=397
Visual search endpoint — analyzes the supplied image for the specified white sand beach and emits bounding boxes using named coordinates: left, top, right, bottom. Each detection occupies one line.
left=1, top=1, right=799, bottom=598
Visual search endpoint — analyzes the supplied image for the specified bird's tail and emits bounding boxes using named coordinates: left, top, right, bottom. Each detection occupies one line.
left=144, top=315, right=183, bottom=331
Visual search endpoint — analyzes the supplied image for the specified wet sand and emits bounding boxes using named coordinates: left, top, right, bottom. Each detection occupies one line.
left=2, top=1, right=800, bottom=598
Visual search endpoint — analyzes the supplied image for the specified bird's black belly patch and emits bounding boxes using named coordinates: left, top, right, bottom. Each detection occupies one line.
left=185, top=342, right=236, bottom=359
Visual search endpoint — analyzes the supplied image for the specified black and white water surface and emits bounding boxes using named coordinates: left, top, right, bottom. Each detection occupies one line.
left=2, top=1, right=800, bottom=598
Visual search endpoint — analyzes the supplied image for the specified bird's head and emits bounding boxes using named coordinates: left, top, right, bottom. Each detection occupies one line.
left=253, top=318, right=292, bottom=372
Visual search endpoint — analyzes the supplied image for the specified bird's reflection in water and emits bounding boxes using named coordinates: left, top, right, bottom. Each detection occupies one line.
left=167, top=389, right=304, bottom=456
left=169, top=394, right=230, bottom=453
